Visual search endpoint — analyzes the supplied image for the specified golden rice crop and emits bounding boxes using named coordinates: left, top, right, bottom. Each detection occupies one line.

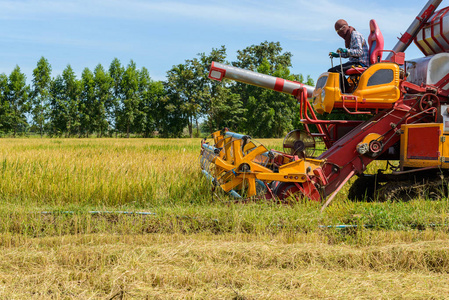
left=0, top=138, right=205, bottom=206
left=0, top=137, right=448, bottom=235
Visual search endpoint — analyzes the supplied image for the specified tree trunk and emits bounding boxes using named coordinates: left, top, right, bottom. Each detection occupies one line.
left=67, top=120, right=71, bottom=138
left=188, top=123, right=193, bottom=138
left=188, top=116, right=193, bottom=138
left=196, top=119, right=199, bottom=137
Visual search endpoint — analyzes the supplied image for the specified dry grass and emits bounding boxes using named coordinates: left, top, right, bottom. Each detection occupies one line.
left=0, top=137, right=448, bottom=298
left=0, top=233, right=448, bottom=299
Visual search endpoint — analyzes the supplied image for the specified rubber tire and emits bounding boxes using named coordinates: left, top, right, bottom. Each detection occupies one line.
left=274, top=182, right=303, bottom=202
left=347, top=175, right=378, bottom=202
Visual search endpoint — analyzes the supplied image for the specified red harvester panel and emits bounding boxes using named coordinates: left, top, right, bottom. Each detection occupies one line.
left=407, top=127, right=440, bottom=160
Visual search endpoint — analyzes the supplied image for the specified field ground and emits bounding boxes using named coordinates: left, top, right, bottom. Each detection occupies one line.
left=0, top=138, right=448, bottom=298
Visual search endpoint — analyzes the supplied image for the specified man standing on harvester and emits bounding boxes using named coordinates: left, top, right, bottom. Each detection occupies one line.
left=329, top=19, right=369, bottom=92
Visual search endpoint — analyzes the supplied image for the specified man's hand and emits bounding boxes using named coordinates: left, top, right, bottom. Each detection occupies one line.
left=329, top=52, right=339, bottom=58
left=337, top=48, right=348, bottom=54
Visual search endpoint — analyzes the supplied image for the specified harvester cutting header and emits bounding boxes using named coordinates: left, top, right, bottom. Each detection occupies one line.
left=200, top=0, right=449, bottom=208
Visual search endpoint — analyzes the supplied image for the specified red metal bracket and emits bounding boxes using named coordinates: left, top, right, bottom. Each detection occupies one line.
left=421, top=5, right=436, bottom=20
left=378, top=50, right=405, bottom=64
left=400, top=81, right=427, bottom=94
left=435, top=72, right=449, bottom=90
left=341, top=95, right=371, bottom=115
left=399, top=32, right=413, bottom=45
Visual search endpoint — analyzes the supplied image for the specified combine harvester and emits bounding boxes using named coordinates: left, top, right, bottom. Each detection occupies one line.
left=200, top=0, right=449, bottom=209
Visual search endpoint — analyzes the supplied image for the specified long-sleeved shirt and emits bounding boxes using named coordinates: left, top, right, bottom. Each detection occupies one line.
left=341, top=30, right=369, bottom=67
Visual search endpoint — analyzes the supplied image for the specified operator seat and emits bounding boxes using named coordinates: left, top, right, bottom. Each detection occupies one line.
left=368, top=19, right=384, bottom=64
left=345, top=19, right=384, bottom=75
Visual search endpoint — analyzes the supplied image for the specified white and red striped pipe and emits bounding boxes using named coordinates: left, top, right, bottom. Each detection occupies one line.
left=208, top=61, right=315, bottom=98
left=386, top=0, right=442, bottom=60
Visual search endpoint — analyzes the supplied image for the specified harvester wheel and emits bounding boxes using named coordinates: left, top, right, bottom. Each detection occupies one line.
left=378, top=179, right=448, bottom=202
left=377, top=181, right=422, bottom=202
left=347, top=175, right=378, bottom=201
left=419, top=93, right=439, bottom=112
left=274, top=182, right=304, bottom=202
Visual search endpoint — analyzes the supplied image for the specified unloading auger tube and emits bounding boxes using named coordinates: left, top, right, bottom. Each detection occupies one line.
left=209, top=61, right=315, bottom=98
left=386, top=0, right=442, bottom=60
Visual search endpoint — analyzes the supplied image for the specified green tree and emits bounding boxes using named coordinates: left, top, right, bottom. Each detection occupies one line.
left=0, top=74, right=10, bottom=134
left=108, top=58, right=124, bottom=136
left=48, top=65, right=81, bottom=137
left=163, top=46, right=246, bottom=137
left=120, top=60, right=140, bottom=138
left=146, top=80, right=165, bottom=136
left=244, top=59, right=305, bottom=138
left=134, top=67, right=164, bottom=137
left=150, top=80, right=173, bottom=137
left=31, top=57, right=52, bottom=137
left=233, top=41, right=292, bottom=71
left=93, top=64, right=112, bottom=137
left=165, top=62, right=198, bottom=137
left=62, top=65, right=82, bottom=137
left=204, top=84, right=246, bottom=131
left=193, top=46, right=247, bottom=133
left=7, top=66, right=30, bottom=137
left=164, top=49, right=221, bottom=138
left=80, top=67, right=95, bottom=137
left=48, top=75, right=66, bottom=136
left=159, top=72, right=188, bottom=138
left=231, top=41, right=312, bottom=137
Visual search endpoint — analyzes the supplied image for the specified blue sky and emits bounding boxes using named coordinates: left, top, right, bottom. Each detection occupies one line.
left=0, top=0, right=443, bottom=84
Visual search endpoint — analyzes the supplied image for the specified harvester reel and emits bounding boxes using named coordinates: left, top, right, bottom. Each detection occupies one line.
left=213, top=137, right=271, bottom=198
left=283, top=130, right=316, bottom=157
left=419, top=93, right=439, bottom=112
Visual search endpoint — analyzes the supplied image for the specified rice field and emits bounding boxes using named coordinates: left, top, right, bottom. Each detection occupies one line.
left=0, top=137, right=449, bottom=298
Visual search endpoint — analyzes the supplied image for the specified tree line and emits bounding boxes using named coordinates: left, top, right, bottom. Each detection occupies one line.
left=0, top=41, right=314, bottom=138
